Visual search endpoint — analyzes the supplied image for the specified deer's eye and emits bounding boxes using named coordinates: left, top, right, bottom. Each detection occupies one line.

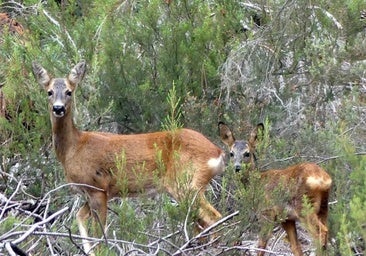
left=244, top=152, right=250, bottom=158
left=66, top=90, right=72, bottom=97
left=230, top=152, right=234, bottom=158
left=47, top=90, right=53, bottom=97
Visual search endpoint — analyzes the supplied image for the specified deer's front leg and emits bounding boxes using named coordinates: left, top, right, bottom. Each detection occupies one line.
left=88, top=191, right=108, bottom=236
left=76, top=202, right=94, bottom=255
left=76, top=191, right=108, bottom=255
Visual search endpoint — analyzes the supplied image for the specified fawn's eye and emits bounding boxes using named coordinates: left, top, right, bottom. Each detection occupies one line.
left=47, top=90, right=53, bottom=97
left=244, top=152, right=250, bottom=158
left=66, top=90, right=72, bottom=97
left=230, top=152, right=234, bottom=157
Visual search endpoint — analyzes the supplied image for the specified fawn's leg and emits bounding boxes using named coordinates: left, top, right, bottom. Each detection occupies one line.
left=282, top=220, right=303, bottom=256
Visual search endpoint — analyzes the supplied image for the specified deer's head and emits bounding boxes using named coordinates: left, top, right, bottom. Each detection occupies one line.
left=32, top=61, right=86, bottom=118
left=218, top=122, right=264, bottom=172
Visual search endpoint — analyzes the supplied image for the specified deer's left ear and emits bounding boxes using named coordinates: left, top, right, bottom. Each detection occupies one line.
left=68, top=61, right=86, bottom=86
left=218, top=122, right=235, bottom=147
left=249, top=123, right=264, bottom=148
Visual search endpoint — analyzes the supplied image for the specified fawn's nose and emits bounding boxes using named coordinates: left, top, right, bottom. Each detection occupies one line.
left=52, top=105, right=65, bottom=116
left=235, top=165, right=241, bottom=172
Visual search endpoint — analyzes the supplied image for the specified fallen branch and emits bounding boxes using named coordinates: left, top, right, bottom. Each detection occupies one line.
left=11, top=206, right=69, bottom=245
left=172, top=211, right=239, bottom=255
left=4, top=243, right=27, bottom=256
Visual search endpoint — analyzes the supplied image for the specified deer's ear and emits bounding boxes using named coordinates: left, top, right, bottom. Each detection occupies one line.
left=249, top=123, right=264, bottom=148
left=218, top=122, right=235, bottom=147
left=32, top=62, right=51, bottom=89
left=68, top=61, right=86, bottom=86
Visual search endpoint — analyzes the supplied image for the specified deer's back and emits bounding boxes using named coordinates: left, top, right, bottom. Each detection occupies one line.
left=63, top=128, right=224, bottom=198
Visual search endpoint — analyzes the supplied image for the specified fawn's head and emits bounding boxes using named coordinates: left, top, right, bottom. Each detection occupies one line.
left=218, top=122, right=264, bottom=171
left=32, top=61, right=86, bottom=117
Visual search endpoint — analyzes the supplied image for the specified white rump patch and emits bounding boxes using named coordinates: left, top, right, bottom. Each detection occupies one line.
left=306, top=176, right=332, bottom=189
left=207, top=154, right=225, bottom=174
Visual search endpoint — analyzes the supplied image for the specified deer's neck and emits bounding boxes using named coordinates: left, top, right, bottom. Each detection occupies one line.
left=50, top=109, right=80, bottom=164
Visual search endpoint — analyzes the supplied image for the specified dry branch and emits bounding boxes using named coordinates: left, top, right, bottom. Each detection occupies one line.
left=172, top=211, right=239, bottom=256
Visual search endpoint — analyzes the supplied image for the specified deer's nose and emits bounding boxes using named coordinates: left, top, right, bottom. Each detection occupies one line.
left=53, top=105, right=65, bottom=116
left=235, top=165, right=241, bottom=172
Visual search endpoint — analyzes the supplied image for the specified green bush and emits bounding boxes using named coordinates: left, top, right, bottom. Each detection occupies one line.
left=0, top=0, right=365, bottom=255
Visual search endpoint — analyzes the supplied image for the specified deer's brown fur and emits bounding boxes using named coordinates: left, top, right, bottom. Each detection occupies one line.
left=219, top=122, right=332, bottom=256
left=32, top=61, right=224, bottom=255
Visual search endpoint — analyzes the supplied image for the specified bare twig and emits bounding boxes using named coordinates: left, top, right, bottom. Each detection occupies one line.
left=4, top=243, right=17, bottom=256
left=311, top=6, right=343, bottom=30
left=218, top=242, right=280, bottom=255
left=172, top=211, right=239, bottom=255
left=66, top=225, right=88, bottom=256
left=91, top=207, right=109, bottom=246
left=41, top=8, right=77, bottom=52
left=12, top=206, right=69, bottom=245
left=0, top=179, right=23, bottom=220
left=183, top=189, right=201, bottom=242
left=39, top=197, right=55, bottom=255
left=4, top=242, right=26, bottom=256
left=146, top=230, right=181, bottom=248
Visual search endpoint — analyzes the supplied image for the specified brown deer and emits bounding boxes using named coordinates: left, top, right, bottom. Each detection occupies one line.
left=32, top=61, right=225, bottom=255
left=0, top=13, right=24, bottom=119
left=0, top=13, right=24, bottom=37
left=218, top=122, right=332, bottom=256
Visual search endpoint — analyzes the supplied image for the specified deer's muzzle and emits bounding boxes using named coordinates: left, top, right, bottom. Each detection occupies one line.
left=53, top=105, right=65, bottom=117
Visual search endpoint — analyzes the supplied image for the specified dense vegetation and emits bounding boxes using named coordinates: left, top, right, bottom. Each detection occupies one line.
left=0, top=0, right=365, bottom=255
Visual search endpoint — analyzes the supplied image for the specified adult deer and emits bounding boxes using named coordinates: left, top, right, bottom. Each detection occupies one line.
left=32, top=61, right=225, bottom=255
left=218, top=122, right=332, bottom=256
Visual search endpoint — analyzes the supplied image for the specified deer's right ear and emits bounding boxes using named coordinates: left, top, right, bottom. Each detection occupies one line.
left=218, top=122, right=235, bottom=147
left=32, top=62, right=51, bottom=89
left=249, top=123, right=265, bottom=148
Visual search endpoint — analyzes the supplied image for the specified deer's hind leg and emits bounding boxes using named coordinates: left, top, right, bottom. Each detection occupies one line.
left=196, top=192, right=222, bottom=230
left=191, top=171, right=222, bottom=236
left=317, top=192, right=330, bottom=251
left=282, top=219, right=303, bottom=256
left=304, top=192, right=329, bottom=253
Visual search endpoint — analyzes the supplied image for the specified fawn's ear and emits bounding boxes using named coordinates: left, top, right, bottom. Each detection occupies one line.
left=32, top=62, right=51, bottom=89
left=218, top=122, right=235, bottom=147
left=249, top=123, right=264, bottom=149
left=68, top=61, right=86, bottom=86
